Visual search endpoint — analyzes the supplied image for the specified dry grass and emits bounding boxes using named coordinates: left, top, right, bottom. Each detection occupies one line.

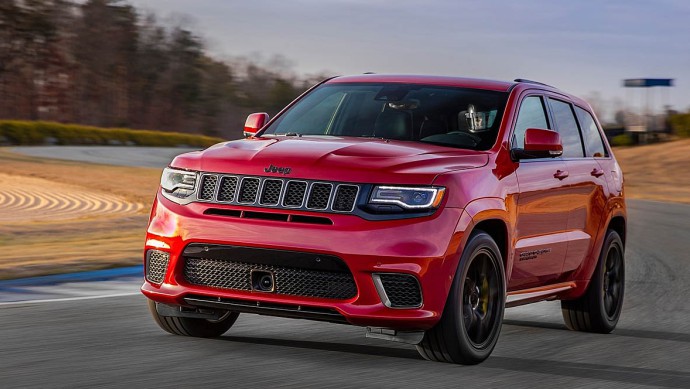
left=0, top=149, right=160, bottom=279
left=614, top=139, right=690, bottom=204
left=1, top=140, right=689, bottom=279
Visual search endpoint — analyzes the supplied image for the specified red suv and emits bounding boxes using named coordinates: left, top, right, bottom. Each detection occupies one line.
left=142, top=75, right=626, bottom=364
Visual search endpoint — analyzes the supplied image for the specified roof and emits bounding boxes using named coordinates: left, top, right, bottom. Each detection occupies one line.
left=325, top=74, right=590, bottom=108
left=326, top=74, right=515, bottom=92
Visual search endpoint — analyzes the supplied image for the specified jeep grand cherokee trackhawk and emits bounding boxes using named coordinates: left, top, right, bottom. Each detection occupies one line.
left=142, top=75, right=626, bottom=364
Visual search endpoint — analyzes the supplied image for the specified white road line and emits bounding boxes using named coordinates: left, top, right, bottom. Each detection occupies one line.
left=0, top=292, right=141, bottom=306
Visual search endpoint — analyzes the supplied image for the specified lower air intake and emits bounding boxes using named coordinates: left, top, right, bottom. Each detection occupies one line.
left=184, top=257, right=357, bottom=300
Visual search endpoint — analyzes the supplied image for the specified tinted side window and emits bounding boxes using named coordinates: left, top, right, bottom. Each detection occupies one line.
left=513, top=96, right=549, bottom=148
left=575, top=107, right=607, bottom=158
left=548, top=99, right=584, bottom=158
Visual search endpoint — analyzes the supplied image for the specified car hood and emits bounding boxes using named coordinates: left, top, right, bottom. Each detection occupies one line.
left=171, top=136, right=488, bottom=185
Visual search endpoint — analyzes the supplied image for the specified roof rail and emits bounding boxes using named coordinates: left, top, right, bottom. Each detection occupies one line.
left=514, top=78, right=554, bottom=88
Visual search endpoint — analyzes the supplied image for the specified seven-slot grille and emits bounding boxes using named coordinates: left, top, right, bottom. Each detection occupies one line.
left=197, top=174, right=359, bottom=213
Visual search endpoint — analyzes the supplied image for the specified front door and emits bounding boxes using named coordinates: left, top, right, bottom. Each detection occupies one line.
left=510, top=95, right=570, bottom=289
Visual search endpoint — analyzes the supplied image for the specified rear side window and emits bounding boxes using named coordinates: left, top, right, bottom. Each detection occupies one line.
left=512, top=96, right=549, bottom=149
left=575, top=107, right=608, bottom=158
left=548, top=99, right=584, bottom=158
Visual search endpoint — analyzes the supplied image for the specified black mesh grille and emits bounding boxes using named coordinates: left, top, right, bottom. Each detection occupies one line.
left=238, top=178, right=260, bottom=203
left=307, top=183, right=332, bottom=209
left=217, top=176, right=239, bottom=202
left=145, top=250, right=170, bottom=284
left=184, top=257, right=357, bottom=300
left=283, top=181, right=307, bottom=207
left=378, top=274, right=422, bottom=308
left=198, top=175, right=218, bottom=200
left=260, top=179, right=283, bottom=205
left=332, top=185, right=358, bottom=212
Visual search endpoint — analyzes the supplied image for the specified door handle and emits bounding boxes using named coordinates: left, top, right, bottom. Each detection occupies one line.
left=554, top=170, right=569, bottom=180
left=591, top=168, right=605, bottom=178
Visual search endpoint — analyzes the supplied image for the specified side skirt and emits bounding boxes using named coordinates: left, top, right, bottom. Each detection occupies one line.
left=505, top=282, right=577, bottom=308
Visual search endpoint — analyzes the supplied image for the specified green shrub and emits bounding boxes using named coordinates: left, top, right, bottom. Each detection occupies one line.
left=669, top=113, right=690, bottom=137
left=611, top=133, right=634, bottom=147
left=0, top=120, right=225, bottom=147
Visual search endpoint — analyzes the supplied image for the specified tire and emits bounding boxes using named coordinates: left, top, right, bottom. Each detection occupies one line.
left=147, top=299, right=240, bottom=338
left=416, top=231, right=506, bottom=364
left=561, top=230, right=625, bottom=333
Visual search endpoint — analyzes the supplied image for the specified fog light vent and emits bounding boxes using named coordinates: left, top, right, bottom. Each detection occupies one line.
left=146, top=250, right=170, bottom=284
left=373, top=273, right=422, bottom=308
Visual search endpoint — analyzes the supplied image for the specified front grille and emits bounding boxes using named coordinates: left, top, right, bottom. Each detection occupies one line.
left=145, top=250, right=170, bottom=284
left=332, top=185, right=359, bottom=212
left=198, top=175, right=218, bottom=200
left=194, top=174, right=360, bottom=214
left=184, top=257, right=357, bottom=300
left=260, top=179, right=282, bottom=205
left=283, top=181, right=307, bottom=207
left=217, top=176, right=239, bottom=202
left=238, top=178, right=260, bottom=203
left=307, top=183, right=332, bottom=209
left=375, top=273, right=422, bottom=308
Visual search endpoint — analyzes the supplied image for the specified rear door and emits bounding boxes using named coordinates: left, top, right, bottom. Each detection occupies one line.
left=546, top=99, right=608, bottom=273
left=511, top=94, right=569, bottom=289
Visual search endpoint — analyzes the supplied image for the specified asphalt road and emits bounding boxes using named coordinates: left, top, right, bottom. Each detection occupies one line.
left=10, top=145, right=200, bottom=168
left=1, top=199, right=689, bottom=388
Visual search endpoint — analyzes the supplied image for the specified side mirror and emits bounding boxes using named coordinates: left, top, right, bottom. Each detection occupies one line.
left=244, top=113, right=269, bottom=138
left=512, top=128, right=563, bottom=160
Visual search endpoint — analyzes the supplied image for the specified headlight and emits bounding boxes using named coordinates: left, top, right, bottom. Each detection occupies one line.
left=160, top=167, right=197, bottom=202
left=369, top=186, right=445, bottom=209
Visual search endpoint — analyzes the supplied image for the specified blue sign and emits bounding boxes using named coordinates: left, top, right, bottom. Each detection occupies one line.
left=623, top=78, right=674, bottom=87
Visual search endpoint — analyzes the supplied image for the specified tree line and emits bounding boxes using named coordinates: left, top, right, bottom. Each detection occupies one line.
left=0, top=0, right=327, bottom=139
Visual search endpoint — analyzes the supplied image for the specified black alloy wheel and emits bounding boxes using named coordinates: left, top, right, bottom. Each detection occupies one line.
left=417, top=231, right=506, bottom=364
left=462, top=248, right=502, bottom=348
left=603, top=243, right=624, bottom=319
left=562, top=229, right=625, bottom=333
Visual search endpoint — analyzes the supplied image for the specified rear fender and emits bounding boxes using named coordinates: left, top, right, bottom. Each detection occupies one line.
left=560, top=197, right=626, bottom=300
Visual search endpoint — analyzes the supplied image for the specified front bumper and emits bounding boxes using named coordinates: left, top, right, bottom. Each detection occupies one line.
left=141, top=192, right=465, bottom=330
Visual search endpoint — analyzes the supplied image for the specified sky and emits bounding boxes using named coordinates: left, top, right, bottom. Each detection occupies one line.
left=126, top=0, right=690, bottom=120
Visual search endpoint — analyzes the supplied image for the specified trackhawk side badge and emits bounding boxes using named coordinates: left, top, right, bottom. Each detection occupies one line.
left=264, top=164, right=291, bottom=175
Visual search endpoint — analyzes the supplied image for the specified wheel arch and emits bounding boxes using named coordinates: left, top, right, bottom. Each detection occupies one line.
left=607, top=215, right=626, bottom=246
left=454, top=197, right=513, bottom=282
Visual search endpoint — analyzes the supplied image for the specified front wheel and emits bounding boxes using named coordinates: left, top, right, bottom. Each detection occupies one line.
left=147, top=299, right=240, bottom=338
left=416, top=231, right=506, bottom=364
left=561, top=230, right=625, bottom=333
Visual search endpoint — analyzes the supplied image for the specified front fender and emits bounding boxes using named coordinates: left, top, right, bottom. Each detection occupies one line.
left=445, top=197, right=513, bottom=295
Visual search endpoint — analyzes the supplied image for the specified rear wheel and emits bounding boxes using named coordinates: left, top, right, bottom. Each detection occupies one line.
left=416, top=231, right=506, bottom=364
left=147, top=299, right=239, bottom=338
left=561, top=230, right=625, bottom=333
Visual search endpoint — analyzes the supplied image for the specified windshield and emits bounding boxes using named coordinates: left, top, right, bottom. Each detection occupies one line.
left=262, top=83, right=508, bottom=150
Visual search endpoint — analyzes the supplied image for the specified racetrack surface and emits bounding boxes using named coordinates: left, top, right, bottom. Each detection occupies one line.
left=1, top=199, right=689, bottom=388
